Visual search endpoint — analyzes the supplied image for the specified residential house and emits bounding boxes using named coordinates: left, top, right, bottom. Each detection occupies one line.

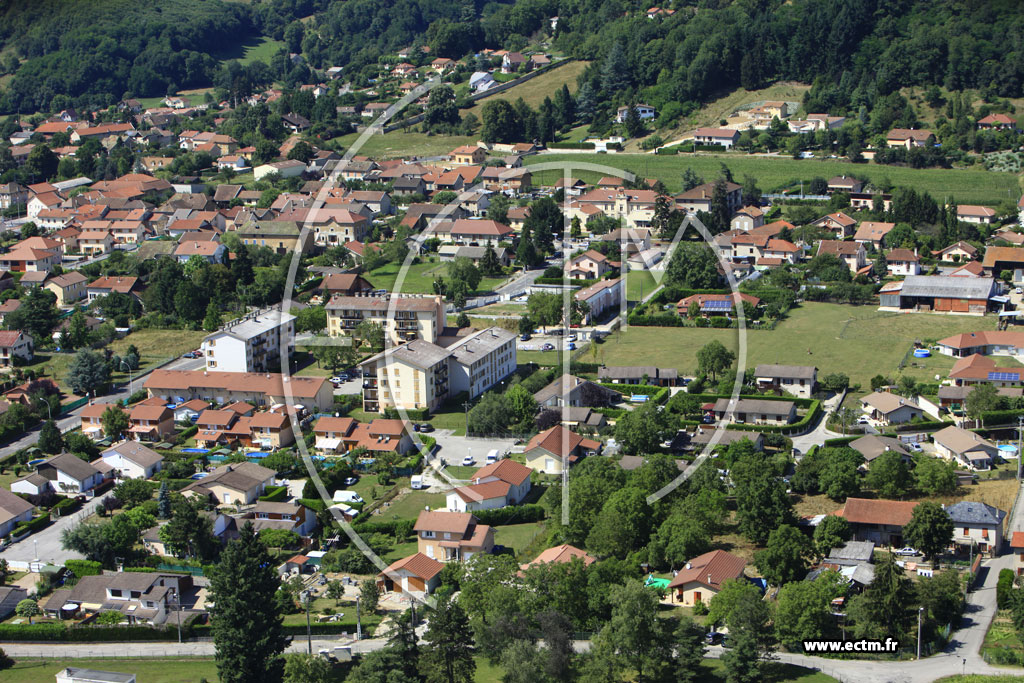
left=76, top=230, right=114, bottom=256
left=574, top=278, right=622, bottom=323
left=692, top=128, right=740, bottom=149
left=244, top=500, right=316, bottom=537
left=827, top=176, right=864, bottom=194
left=469, top=71, right=496, bottom=93
left=181, top=461, right=276, bottom=506
left=100, top=441, right=164, bottom=479
left=677, top=293, right=760, bottom=319
left=977, top=114, right=1019, bottom=131
left=253, top=159, right=305, bottom=182
left=377, top=553, right=444, bottom=595
left=0, top=330, right=33, bottom=366
left=312, top=417, right=414, bottom=456
left=854, top=221, right=896, bottom=250
left=675, top=181, right=743, bottom=214
left=202, top=306, right=296, bottom=373
left=0, top=246, right=59, bottom=272
left=571, top=188, right=661, bottom=230
left=816, top=240, right=868, bottom=274
left=709, top=398, right=796, bottom=425
left=0, top=487, right=35, bottom=537
left=86, top=276, right=142, bottom=302
left=249, top=410, right=295, bottom=449
left=448, top=219, right=513, bottom=247
left=173, top=399, right=209, bottom=422
left=837, top=497, right=919, bottom=547
left=45, top=572, right=187, bottom=626
left=666, top=549, right=747, bottom=607
left=318, top=273, right=375, bottom=298
left=753, top=364, right=817, bottom=399
left=446, top=459, right=533, bottom=513
left=615, top=104, right=656, bottom=123
left=1011, top=532, right=1024, bottom=576
left=532, top=374, right=618, bottom=409
left=597, top=366, right=678, bottom=386
left=934, top=241, right=979, bottom=263
left=859, top=391, right=925, bottom=425
left=811, top=211, right=858, bottom=239
left=932, top=425, right=998, bottom=471
left=33, top=453, right=104, bottom=494
left=946, top=501, right=1005, bottom=557
left=731, top=206, right=765, bottom=232
left=414, top=510, right=494, bottom=562
left=522, top=425, right=602, bottom=475
left=44, top=271, right=88, bottom=306
left=128, top=404, right=175, bottom=442
left=174, top=240, right=226, bottom=264
left=78, top=402, right=121, bottom=440
left=519, top=544, right=596, bottom=572
left=982, top=246, right=1024, bottom=276
left=936, top=330, right=1024, bottom=358
left=849, top=435, right=911, bottom=469
left=957, top=205, right=998, bottom=225
left=565, top=250, right=614, bottom=280
left=885, top=248, right=921, bottom=276
left=450, top=145, right=487, bottom=166
left=886, top=129, right=935, bottom=148
left=502, top=52, right=531, bottom=73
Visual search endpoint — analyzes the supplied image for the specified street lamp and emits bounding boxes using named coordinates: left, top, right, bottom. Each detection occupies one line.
left=356, top=595, right=362, bottom=641
left=121, top=359, right=134, bottom=396
left=302, top=591, right=312, bottom=654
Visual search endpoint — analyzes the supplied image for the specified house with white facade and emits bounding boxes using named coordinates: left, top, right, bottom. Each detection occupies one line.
left=202, top=307, right=296, bottom=373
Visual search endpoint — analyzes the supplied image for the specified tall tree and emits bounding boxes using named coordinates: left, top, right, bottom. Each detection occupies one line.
left=209, top=522, right=287, bottom=683
left=903, top=501, right=954, bottom=563
left=665, top=242, right=720, bottom=289
left=421, top=594, right=476, bottom=683
left=68, top=349, right=112, bottom=397
left=866, top=450, right=912, bottom=499
left=754, top=524, right=814, bottom=586
left=695, top=340, right=735, bottom=381
left=848, top=552, right=914, bottom=641
left=6, top=287, right=59, bottom=342
left=37, top=420, right=62, bottom=454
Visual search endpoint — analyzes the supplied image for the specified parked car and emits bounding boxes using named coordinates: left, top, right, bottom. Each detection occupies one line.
left=334, top=490, right=363, bottom=504
left=893, top=547, right=918, bottom=556
left=567, top=342, right=576, bottom=351
left=417, top=423, right=434, bottom=433
left=857, top=416, right=871, bottom=425
left=461, top=455, right=475, bottom=466
left=410, top=475, right=424, bottom=490
left=329, top=376, right=344, bottom=384
left=567, top=334, right=577, bottom=342
left=541, top=343, right=555, bottom=351
left=520, top=333, right=531, bottom=341
left=343, top=476, right=358, bottom=486
left=908, top=442, right=923, bottom=452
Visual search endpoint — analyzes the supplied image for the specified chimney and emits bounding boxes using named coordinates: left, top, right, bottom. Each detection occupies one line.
left=708, top=574, right=713, bottom=586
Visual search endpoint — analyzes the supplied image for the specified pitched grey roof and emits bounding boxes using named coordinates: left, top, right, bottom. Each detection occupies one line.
left=754, top=364, right=816, bottom=380
left=827, top=540, right=875, bottom=563
left=850, top=435, right=909, bottom=462
left=102, top=441, right=164, bottom=468
left=899, top=274, right=996, bottom=300
left=597, top=366, right=678, bottom=380
left=40, top=452, right=101, bottom=482
left=945, top=501, right=1006, bottom=526
left=713, top=398, right=795, bottom=417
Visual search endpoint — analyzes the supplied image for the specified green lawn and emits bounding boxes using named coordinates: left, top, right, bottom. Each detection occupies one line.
left=213, top=35, right=286, bottom=66
left=333, top=131, right=479, bottom=160
left=594, top=302, right=997, bottom=390
left=2, top=658, right=219, bottom=683
left=282, top=596, right=382, bottom=636
left=493, top=522, right=544, bottom=555
left=427, top=399, right=469, bottom=435
left=465, top=61, right=589, bottom=120
left=365, top=258, right=505, bottom=296
left=626, top=270, right=657, bottom=302
left=382, top=537, right=420, bottom=563
left=380, top=490, right=448, bottom=520
left=443, top=465, right=477, bottom=479
left=525, top=153, right=1022, bottom=206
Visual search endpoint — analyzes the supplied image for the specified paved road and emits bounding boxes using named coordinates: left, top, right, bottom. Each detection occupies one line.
left=0, top=492, right=114, bottom=568
left=790, top=393, right=845, bottom=455
left=495, top=266, right=546, bottom=297
left=0, top=355, right=205, bottom=459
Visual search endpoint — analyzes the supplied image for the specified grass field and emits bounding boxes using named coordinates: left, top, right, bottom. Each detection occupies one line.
left=333, top=131, right=479, bottom=160
left=213, top=34, right=285, bottom=66
left=626, top=270, right=657, bottom=302
left=382, top=490, right=448, bottom=520
left=464, top=60, right=589, bottom=120
left=3, top=658, right=220, bottom=683
left=366, top=259, right=506, bottom=295
left=525, top=153, right=1022, bottom=206
left=592, top=302, right=997, bottom=390
left=493, top=522, right=545, bottom=555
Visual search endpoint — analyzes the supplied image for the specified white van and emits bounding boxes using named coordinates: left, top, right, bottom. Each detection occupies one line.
left=333, top=490, right=363, bottom=504
left=410, top=475, right=424, bottom=490
left=485, top=449, right=499, bottom=464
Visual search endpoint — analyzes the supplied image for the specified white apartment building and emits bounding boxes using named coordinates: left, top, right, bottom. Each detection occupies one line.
left=569, top=188, right=659, bottom=230
left=327, top=295, right=445, bottom=345
left=202, top=307, right=296, bottom=373
left=359, top=327, right=517, bottom=414
left=447, top=328, right=517, bottom=398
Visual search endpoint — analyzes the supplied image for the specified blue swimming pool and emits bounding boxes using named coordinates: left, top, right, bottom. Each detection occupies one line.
left=27, top=458, right=46, bottom=467
left=190, top=473, right=208, bottom=480
left=181, top=448, right=210, bottom=454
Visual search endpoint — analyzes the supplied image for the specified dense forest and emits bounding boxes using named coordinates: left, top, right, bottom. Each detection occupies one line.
left=0, top=0, right=1022, bottom=117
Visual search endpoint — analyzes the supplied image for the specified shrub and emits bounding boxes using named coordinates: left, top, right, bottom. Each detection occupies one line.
left=473, top=504, right=546, bottom=526
left=65, top=559, right=103, bottom=577
left=258, top=485, right=288, bottom=502
left=997, top=568, right=1015, bottom=609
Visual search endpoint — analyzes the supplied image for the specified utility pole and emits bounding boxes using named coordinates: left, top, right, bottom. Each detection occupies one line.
left=356, top=595, right=362, bottom=640
left=917, top=606, right=924, bottom=660
left=304, top=592, right=312, bottom=655
left=463, top=400, right=471, bottom=435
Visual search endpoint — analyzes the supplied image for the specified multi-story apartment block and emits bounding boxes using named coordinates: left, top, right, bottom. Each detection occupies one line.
left=359, top=327, right=517, bottom=414
left=202, top=307, right=296, bottom=373
left=326, top=295, right=445, bottom=345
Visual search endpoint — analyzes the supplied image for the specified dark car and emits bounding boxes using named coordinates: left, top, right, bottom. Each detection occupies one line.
left=418, top=423, right=434, bottom=433
left=520, top=333, right=531, bottom=341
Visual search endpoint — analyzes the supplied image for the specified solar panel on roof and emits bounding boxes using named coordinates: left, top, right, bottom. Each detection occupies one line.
left=987, top=372, right=1020, bottom=381
left=702, top=300, right=733, bottom=311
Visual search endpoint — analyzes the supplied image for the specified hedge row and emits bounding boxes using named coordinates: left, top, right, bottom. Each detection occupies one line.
left=353, top=519, right=416, bottom=537
left=175, top=425, right=199, bottom=444
left=14, top=514, right=51, bottom=536
left=534, top=277, right=595, bottom=287
left=682, top=394, right=822, bottom=435
left=474, top=504, right=546, bottom=526
left=51, top=497, right=82, bottom=516
left=686, top=393, right=817, bottom=408
left=627, top=313, right=685, bottom=327
left=980, top=410, right=1024, bottom=425
left=259, top=485, right=289, bottom=502
left=385, top=407, right=429, bottom=421
left=548, top=142, right=595, bottom=150
left=822, top=436, right=860, bottom=447
left=893, top=420, right=953, bottom=432
left=0, top=623, right=182, bottom=642
left=65, top=559, right=103, bottom=577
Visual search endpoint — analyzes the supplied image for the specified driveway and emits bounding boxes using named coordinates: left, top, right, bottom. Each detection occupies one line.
left=426, top=430, right=519, bottom=484
left=0, top=492, right=113, bottom=569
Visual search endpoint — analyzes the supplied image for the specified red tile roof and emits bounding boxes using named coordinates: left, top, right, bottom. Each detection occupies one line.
left=472, top=458, right=531, bottom=486
left=666, top=549, right=746, bottom=590
left=379, top=552, right=443, bottom=581
left=836, top=497, right=918, bottom=526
